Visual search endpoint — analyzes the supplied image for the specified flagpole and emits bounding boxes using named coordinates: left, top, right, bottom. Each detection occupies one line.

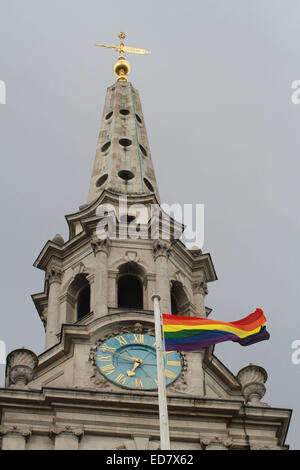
left=152, top=293, right=171, bottom=450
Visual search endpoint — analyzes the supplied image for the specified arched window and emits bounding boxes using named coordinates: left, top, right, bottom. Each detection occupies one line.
left=171, top=292, right=179, bottom=315
left=118, top=275, right=143, bottom=309
left=170, top=280, right=189, bottom=315
left=66, top=273, right=91, bottom=322
left=117, top=262, right=145, bottom=310
left=77, top=284, right=91, bottom=320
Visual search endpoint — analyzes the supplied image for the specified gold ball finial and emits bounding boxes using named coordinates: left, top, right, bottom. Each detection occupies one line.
left=118, top=31, right=126, bottom=41
left=113, top=58, right=131, bottom=82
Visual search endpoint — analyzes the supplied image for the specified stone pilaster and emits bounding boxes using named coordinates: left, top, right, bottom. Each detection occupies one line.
left=0, top=425, right=32, bottom=450
left=50, top=425, right=84, bottom=450
left=192, top=275, right=208, bottom=317
left=45, top=267, right=62, bottom=349
left=184, top=351, right=204, bottom=395
left=91, top=236, right=111, bottom=318
left=152, top=240, right=172, bottom=314
left=86, top=273, right=95, bottom=315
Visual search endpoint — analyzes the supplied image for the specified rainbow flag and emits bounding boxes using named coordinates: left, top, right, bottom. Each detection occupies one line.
left=162, top=308, right=270, bottom=351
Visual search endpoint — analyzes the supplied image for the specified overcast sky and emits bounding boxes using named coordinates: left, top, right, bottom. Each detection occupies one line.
left=0, top=0, right=299, bottom=449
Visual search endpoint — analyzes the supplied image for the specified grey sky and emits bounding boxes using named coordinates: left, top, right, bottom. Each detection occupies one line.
left=0, top=0, right=299, bottom=448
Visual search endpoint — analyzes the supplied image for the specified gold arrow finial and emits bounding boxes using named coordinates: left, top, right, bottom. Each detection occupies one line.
left=95, top=32, right=151, bottom=82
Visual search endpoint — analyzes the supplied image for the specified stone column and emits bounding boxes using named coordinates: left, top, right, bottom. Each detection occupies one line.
left=45, top=267, right=62, bottom=349
left=86, top=273, right=95, bottom=311
left=192, top=276, right=208, bottom=317
left=91, top=236, right=111, bottom=318
left=152, top=240, right=172, bottom=314
left=0, top=425, right=32, bottom=450
left=50, top=425, right=83, bottom=450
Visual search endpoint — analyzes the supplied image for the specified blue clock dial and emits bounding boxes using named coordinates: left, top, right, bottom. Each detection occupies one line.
left=96, top=333, right=182, bottom=390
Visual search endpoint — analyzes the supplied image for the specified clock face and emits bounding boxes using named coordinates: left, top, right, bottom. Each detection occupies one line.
left=95, top=333, right=182, bottom=391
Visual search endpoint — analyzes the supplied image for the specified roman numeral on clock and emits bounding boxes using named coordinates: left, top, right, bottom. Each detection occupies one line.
left=135, top=379, right=144, bottom=389
left=164, top=369, right=177, bottom=379
left=100, top=364, right=115, bottom=375
left=114, top=336, right=128, bottom=346
left=101, top=345, right=116, bottom=353
left=133, top=334, right=144, bottom=344
left=115, top=374, right=128, bottom=385
left=97, top=355, right=112, bottom=362
left=167, top=360, right=181, bottom=367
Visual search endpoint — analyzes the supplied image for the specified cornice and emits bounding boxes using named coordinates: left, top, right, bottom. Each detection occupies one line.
left=31, top=289, right=49, bottom=320
left=0, top=386, right=292, bottom=422
left=33, top=233, right=92, bottom=272
left=170, top=240, right=217, bottom=283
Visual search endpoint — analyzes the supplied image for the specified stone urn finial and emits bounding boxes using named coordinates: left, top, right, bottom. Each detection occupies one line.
left=237, top=363, right=268, bottom=406
left=6, top=348, right=38, bottom=388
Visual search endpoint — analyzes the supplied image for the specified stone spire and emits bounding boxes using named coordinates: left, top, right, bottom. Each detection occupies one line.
left=87, top=81, right=160, bottom=204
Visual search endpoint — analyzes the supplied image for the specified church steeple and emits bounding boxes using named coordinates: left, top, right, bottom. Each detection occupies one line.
left=87, top=33, right=159, bottom=205
left=1, top=33, right=291, bottom=452
left=87, top=81, right=160, bottom=204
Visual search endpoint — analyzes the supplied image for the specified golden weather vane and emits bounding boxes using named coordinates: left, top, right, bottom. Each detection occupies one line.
left=95, top=32, right=151, bottom=82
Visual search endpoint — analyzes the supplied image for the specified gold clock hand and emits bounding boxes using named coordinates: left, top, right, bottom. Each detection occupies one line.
left=113, top=351, right=139, bottom=361
left=127, top=361, right=142, bottom=377
left=102, top=349, right=140, bottom=362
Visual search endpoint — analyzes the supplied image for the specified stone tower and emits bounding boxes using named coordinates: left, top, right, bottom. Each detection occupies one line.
left=0, top=73, right=291, bottom=450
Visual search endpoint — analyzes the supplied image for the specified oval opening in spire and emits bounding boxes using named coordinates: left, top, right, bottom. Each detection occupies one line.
left=119, top=138, right=132, bottom=148
left=139, top=144, right=147, bottom=157
left=105, top=111, right=113, bottom=120
left=101, top=141, right=111, bottom=152
left=118, top=170, right=135, bottom=181
left=96, top=174, right=108, bottom=188
left=143, top=178, right=154, bottom=192
left=120, top=109, right=130, bottom=116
